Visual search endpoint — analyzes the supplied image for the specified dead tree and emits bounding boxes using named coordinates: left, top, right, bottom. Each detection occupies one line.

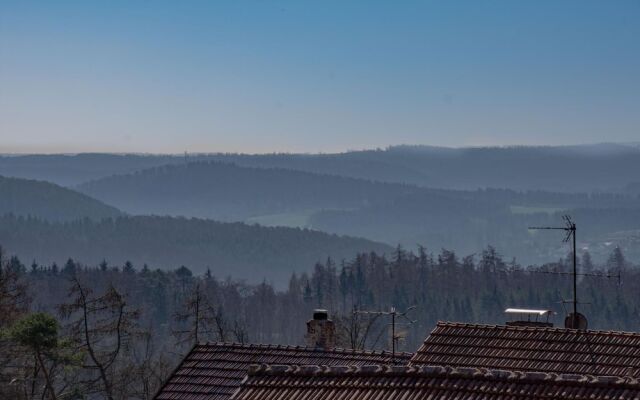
left=59, top=277, right=140, bottom=400
left=334, top=310, right=382, bottom=350
left=173, top=283, right=232, bottom=346
left=111, top=328, right=173, bottom=400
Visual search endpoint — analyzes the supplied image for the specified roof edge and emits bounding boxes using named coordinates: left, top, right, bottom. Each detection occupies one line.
left=195, top=341, right=414, bottom=358
left=435, top=321, right=640, bottom=337
left=152, top=342, right=199, bottom=400
left=246, top=364, right=639, bottom=388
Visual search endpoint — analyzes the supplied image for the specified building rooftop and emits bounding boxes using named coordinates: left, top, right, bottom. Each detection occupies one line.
left=232, top=364, right=640, bottom=400
left=154, top=342, right=413, bottom=400
left=410, top=321, right=640, bottom=377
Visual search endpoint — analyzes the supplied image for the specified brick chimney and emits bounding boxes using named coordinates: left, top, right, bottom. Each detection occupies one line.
left=305, top=309, right=335, bottom=349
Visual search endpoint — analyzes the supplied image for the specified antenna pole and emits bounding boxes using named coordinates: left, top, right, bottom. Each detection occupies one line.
left=529, top=215, right=582, bottom=329
left=353, top=305, right=416, bottom=364
left=391, top=307, right=396, bottom=363
left=572, top=221, right=577, bottom=328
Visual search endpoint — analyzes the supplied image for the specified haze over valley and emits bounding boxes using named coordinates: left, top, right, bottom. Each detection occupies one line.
left=3, top=2, right=640, bottom=398
left=1, top=144, right=640, bottom=284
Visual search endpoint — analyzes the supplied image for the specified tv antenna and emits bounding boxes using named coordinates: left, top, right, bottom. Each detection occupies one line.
left=528, top=215, right=585, bottom=328
left=527, top=215, right=625, bottom=329
left=354, top=306, right=416, bottom=364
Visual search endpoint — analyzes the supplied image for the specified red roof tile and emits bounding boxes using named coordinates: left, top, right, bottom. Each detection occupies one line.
left=232, top=364, right=640, bottom=400
left=410, top=321, right=640, bottom=377
left=154, top=343, right=413, bottom=400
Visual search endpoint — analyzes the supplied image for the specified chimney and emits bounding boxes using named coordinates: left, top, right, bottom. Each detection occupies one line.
left=505, top=308, right=554, bottom=328
left=305, top=309, right=335, bottom=349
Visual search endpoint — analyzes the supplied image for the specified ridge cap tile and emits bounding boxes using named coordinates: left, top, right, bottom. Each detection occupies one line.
left=434, top=320, right=640, bottom=338
left=243, top=362, right=640, bottom=389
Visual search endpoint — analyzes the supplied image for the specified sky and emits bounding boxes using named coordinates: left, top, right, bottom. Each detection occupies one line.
left=1, top=1, right=639, bottom=154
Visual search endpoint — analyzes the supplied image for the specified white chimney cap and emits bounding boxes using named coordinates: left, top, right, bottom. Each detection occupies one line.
left=505, top=308, right=554, bottom=316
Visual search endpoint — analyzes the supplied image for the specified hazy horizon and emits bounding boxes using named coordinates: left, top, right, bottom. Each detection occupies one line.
left=2, top=1, right=639, bottom=153
left=2, top=141, right=640, bottom=156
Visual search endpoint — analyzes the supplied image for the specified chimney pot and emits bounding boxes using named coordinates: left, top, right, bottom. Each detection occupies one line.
left=313, top=309, right=329, bottom=320
left=306, top=309, right=335, bottom=349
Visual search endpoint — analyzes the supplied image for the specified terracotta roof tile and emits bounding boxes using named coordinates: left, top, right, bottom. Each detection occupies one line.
left=231, top=364, right=640, bottom=400
left=410, top=321, right=640, bottom=377
left=154, top=342, right=413, bottom=400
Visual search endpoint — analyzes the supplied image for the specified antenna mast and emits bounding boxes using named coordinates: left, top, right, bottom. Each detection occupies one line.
left=529, top=215, right=579, bottom=328
left=354, top=306, right=416, bottom=363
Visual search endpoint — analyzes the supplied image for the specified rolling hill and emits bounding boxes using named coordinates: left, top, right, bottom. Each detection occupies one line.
left=3, top=144, right=640, bottom=192
left=4, top=146, right=640, bottom=268
left=0, top=153, right=189, bottom=187
left=73, top=161, right=640, bottom=265
left=0, top=175, right=121, bottom=221
left=201, top=144, right=640, bottom=192
left=76, top=162, right=413, bottom=222
left=0, top=214, right=392, bottom=285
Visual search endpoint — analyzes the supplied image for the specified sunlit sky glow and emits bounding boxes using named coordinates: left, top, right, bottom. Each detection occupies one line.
left=1, top=1, right=639, bottom=153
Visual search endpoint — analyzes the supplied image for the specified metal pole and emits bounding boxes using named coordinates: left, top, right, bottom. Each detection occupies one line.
left=354, top=306, right=416, bottom=364
left=572, top=223, right=577, bottom=328
left=195, top=284, right=200, bottom=343
left=391, top=307, right=396, bottom=364
left=529, top=216, right=582, bottom=329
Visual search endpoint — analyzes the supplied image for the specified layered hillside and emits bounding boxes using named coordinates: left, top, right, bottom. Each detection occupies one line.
left=77, top=162, right=413, bottom=221
left=0, top=175, right=121, bottom=221
left=3, top=144, right=640, bottom=192
left=0, top=214, right=392, bottom=285
left=75, top=161, right=640, bottom=265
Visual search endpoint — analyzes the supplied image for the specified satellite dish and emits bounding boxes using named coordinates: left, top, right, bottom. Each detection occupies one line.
left=564, top=312, right=588, bottom=330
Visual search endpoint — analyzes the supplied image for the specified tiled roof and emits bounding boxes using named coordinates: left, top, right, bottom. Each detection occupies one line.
left=232, top=364, right=640, bottom=400
left=154, top=342, right=413, bottom=400
left=410, top=321, right=640, bottom=377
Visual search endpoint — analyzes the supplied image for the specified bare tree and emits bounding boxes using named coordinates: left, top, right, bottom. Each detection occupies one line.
left=119, top=330, right=173, bottom=400
left=231, top=320, right=249, bottom=344
left=334, top=310, right=382, bottom=350
left=59, top=277, right=140, bottom=400
left=173, top=283, right=231, bottom=346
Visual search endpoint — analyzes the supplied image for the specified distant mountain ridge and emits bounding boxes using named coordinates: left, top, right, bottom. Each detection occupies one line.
left=0, top=175, right=121, bottom=221
left=0, top=153, right=197, bottom=187
left=2, top=143, right=640, bottom=191
left=72, top=159, right=640, bottom=266
left=3, top=144, right=640, bottom=269
left=0, top=214, right=392, bottom=285
left=76, top=161, right=415, bottom=222
left=0, top=172, right=394, bottom=284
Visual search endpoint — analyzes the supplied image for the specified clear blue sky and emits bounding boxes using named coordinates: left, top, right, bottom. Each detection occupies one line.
left=1, top=1, right=639, bottom=153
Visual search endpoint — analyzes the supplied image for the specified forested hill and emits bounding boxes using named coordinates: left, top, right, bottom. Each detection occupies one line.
left=76, top=161, right=414, bottom=221
left=0, top=153, right=189, bottom=187
left=3, top=143, right=640, bottom=192
left=311, top=195, right=640, bottom=265
left=201, top=144, right=640, bottom=192
left=0, top=214, right=392, bottom=285
left=73, top=161, right=640, bottom=265
left=0, top=175, right=121, bottom=221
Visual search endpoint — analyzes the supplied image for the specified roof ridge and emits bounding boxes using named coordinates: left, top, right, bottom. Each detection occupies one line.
left=246, top=363, right=640, bottom=388
left=198, top=342, right=413, bottom=357
left=435, top=321, right=640, bottom=337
